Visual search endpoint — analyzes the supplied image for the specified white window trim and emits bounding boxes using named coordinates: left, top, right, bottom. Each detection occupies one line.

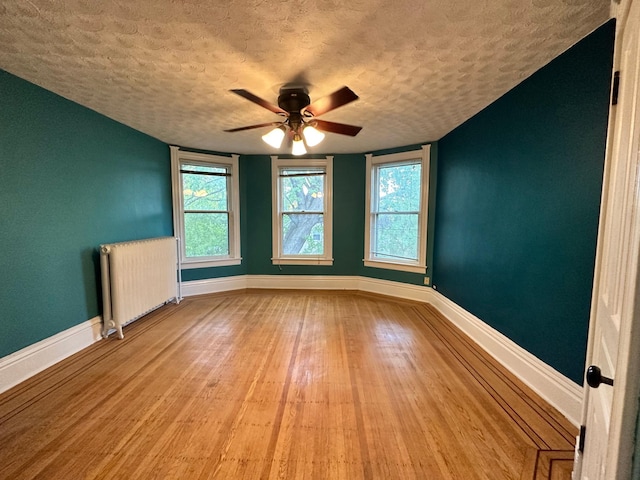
left=271, top=156, right=334, bottom=266
left=170, top=146, right=242, bottom=269
left=364, top=145, right=430, bottom=274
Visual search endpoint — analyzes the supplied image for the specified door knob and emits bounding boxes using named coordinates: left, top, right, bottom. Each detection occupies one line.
left=586, top=365, right=614, bottom=388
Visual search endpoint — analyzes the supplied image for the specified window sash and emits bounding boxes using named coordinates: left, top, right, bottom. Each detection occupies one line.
left=180, top=161, right=232, bottom=260
left=364, top=146, right=430, bottom=273
left=371, top=212, right=419, bottom=262
left=279, top=169, right=325, bottom=214
left=183, top=211, right=230, bottom=257
left=170, top=147, right=241, bottom=269
left=278, top=168, right=326, bottom=255
left=281, top=212, right=325, bottom=256
left=181, top=164, right=231, bottom=214
left=271, top=156, right=333, bottom=265
left=372, top=160, right=422, bottom=214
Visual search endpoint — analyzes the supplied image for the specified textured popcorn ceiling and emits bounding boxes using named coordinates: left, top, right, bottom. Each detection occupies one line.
left=0, top=0, right=610, bottom=154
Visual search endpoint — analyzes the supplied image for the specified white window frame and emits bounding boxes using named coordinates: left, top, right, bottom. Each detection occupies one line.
left=170, top=146, right=241, bottom=269
left=364, top=145, right=430, bottom=274
left=271, top=155, right=334, bottom=266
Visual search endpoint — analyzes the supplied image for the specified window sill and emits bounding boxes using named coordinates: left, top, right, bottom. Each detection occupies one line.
left=363, top=259, right=426, bottom=274
left=272, top=258, right=334, bottom=266
left=181, top=257, right=242, bottom=269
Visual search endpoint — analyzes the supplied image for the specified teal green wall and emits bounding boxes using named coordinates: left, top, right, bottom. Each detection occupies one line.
left=0, top=69, right=172, bottom=358
left=433, top=21, right=615, bottom=384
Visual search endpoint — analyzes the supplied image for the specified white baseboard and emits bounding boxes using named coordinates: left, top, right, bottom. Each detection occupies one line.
left=183, top=274, right=433, bottom=298
left=357, top=276, right=432, bottom=302
left=248, top=274, right=360, bottom=290
left=181, top=275, right=248, bottom=296
left=181, top=274, right=363, bottom=295
left=2, top=275, right=583, bottom=427
left=0, top=316, right=103, bottom=395
left=428, top=290, right=583, bottom=426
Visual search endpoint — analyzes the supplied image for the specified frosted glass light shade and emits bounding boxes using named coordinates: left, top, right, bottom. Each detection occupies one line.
left=292, top=137, right=307, bottom=156
left=262, top=127, right=285, bottom=148
left=302, top=125, right=325, bottom=147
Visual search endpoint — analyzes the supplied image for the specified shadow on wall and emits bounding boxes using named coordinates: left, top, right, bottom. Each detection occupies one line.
left=81, top=247, right=103, bottom=319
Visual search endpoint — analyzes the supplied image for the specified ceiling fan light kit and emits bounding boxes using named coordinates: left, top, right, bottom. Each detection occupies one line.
left=302, top=125, right=325, bottom=147
left=261, top=126, right=286, bottom=148
left=226, top=86, right=362, bottom=155
left=291, top=134, right=307, bottom=156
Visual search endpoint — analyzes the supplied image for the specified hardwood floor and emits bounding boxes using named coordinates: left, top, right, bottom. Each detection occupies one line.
left=0, top=291, right=576, bottom=479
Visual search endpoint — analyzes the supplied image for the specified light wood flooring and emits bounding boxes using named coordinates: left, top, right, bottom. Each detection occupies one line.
left=0, top=290, right=576, bottom=479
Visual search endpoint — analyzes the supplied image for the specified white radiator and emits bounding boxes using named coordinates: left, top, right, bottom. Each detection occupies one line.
left=100, top=237, right=181, bottom=339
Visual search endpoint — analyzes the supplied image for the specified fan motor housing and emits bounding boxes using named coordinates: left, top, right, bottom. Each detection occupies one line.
left=278, top=88, right=311, bottom=113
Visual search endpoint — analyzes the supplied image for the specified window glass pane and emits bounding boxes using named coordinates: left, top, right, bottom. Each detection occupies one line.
left=376, top=162, right=421, bottom=212
left=182, top=171, right=228, bottom=211
left=184, top=212, right=229, bottom=257
left=282, top=213, right=324, bottom=255
left=373, top=213, right=418, bottom=260
left=281, top=171, right=324, bottom=213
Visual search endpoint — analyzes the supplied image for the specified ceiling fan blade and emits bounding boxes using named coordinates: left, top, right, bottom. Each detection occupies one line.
left=224, top=122, right=281, bottom=133
left=303, top=86, right=359, bottom=117
left=313, top=119, right=362, bottom=137
left=230, top=89, right=288, bottom=116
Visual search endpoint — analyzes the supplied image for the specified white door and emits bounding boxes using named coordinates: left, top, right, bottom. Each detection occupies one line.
left=578, top=1, right=640, bottom=478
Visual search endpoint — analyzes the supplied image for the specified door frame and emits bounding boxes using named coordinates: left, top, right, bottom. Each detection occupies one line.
left=577, top=0, right=640, bottom=477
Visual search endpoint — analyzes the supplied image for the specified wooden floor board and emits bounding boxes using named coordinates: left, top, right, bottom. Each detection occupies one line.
left=0, top=291, right=576, bottom=479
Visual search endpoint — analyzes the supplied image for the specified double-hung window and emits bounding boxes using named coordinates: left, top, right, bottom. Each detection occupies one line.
left=271, top=156, right=333, bottom=265
left=364, top=145, right=430, bottom=273
left=170, top=147, right=241, bottom=268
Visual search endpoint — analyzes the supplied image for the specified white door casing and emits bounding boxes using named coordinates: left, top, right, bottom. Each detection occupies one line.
left=576, top=1, right=640, bottom=478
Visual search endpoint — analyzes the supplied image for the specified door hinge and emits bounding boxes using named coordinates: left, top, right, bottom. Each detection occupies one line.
left=579, top=425, right=586, bottom=452
left=612, top=71, right=620, bottom=105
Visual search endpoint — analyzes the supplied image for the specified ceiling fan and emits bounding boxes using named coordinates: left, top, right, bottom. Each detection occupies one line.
left=224, top=86, right=362, bottom=155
